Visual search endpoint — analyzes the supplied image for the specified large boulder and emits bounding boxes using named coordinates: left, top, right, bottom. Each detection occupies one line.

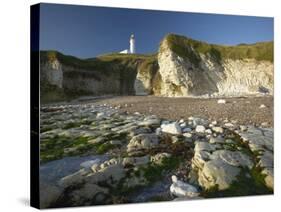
left=198, top=158, right=240, bottom=190
left=194, top=149, right=254, bottom=190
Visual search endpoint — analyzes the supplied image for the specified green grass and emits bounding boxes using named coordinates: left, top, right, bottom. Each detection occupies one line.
left=41, top=51, right=157, bottom=73
left=164, top=33, right=273, bottom=67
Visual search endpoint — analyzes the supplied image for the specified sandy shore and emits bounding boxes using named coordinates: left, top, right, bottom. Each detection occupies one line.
left=86, top=95, right=273, bottom=127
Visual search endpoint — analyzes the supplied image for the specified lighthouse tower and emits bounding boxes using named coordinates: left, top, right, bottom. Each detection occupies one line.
left=130, top=34, right=136, bottom=54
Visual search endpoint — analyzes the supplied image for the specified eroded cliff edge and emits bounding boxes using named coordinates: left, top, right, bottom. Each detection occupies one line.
left=157, top=34, right=273, bottom=97
left=40, top=51, right=159, bottom=102
left=40, top=34, right=273, bottom=102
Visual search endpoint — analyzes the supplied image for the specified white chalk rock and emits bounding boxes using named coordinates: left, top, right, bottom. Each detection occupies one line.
left=195, top=125, right=206, bottom=133
left=161, top=122, right=182, bottom=135
left=170, top=175, right=200, bottom=197
left=217, top=99, right=226, bottom=104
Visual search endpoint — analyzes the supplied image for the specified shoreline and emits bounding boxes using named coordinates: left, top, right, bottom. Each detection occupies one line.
left=42, top=95, right=273, bottom=127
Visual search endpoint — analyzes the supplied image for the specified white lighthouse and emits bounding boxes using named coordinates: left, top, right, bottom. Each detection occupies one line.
left=130, top=34, right=136, bottom=54
left=119, top=34, right=136, bottom=54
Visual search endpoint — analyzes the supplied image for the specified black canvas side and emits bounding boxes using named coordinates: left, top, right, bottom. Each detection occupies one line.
left=30, top=3, right=40, bottom=209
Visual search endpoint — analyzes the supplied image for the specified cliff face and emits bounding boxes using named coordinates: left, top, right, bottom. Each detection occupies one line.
left=157, top=34, right=273, bottom=97
left=40, top=34, right=273, bottom=102
left=40, top=56, right=63, bottom=88
left=40, top=51, right=158, bottom=102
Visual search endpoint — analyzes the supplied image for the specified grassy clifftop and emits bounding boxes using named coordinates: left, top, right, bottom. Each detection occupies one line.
left=40, top=51, right=157, bottom=71
left=164, top=34, right=273, bottom=66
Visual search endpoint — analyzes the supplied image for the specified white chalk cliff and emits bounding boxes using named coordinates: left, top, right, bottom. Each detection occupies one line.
left=40, top=34, right=273, bottom=102
left=157, top=34, right=273, bottom=97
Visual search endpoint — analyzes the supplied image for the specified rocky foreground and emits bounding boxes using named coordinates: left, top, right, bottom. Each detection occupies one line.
left=39, top=99, right=274, bottom=208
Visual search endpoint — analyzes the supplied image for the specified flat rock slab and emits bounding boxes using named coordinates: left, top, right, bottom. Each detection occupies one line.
left=238, top=127, right=273, bottom=152
left=210, top=150, right=254, bottom=169
left=258, top=150, right=273, bottom=168
left=198, top=157, right=241, bottom=190
left=194, top=141, right=216, bottom=152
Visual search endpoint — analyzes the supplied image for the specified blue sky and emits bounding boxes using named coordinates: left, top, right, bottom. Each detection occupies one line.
left=39, top=3, right=273, bottom=58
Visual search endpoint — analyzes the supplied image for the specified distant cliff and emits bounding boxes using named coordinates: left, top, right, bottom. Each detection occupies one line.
left=156, top=34, right=273, bottom=97
left=40, top=34, right=273, bottom=102
left=40, top=51, right=158, bottom=102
